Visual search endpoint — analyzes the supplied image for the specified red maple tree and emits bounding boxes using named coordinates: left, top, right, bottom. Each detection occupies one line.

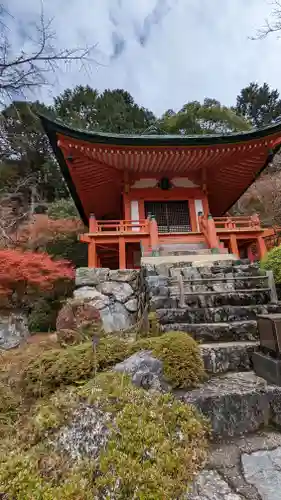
left=0, top=248, right=74, bottom=307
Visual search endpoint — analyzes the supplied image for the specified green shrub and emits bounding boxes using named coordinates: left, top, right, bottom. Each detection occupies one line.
left=28, top=298, right=60, bottom=333
left=132, top=331, right=205, bottom=389
left=47, top=198, right=79, bottom=219
left=261, top=245, right=281, bottom=283
left=46, top=235, right=88, bottom=267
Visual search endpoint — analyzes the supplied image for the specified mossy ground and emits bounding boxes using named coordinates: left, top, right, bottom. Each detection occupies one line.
left=0, top=331, right=208, bottom=499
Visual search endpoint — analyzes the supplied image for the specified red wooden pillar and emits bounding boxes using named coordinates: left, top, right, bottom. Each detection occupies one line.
left=188, top=199, right=197, bottom=232
left=119, top=237, right=126, bottom=269
left=149, top=216, right=159, bottom=254
left=247, top=244, right=256, bottom=263
left=257, top=236, right=267, bottom=260
left=89, top=214, right=98, bottom=232
left=88, top=240, right=97, bottom=267
left=230, top=234, right=239, bottom=257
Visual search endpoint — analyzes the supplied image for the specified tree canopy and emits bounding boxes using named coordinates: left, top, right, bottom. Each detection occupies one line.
left=159, top=98, right=251, bottom=135
left=54, top=86, right=155, bottom=133
left=235, top=82, right=281, bottom=127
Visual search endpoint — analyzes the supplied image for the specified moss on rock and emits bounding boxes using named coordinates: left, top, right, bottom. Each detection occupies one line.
left=0, top=372, right=209, bottom=499
left=132, top=331, right=205, bottom=389
left=21, top=337, right=131, bottom=396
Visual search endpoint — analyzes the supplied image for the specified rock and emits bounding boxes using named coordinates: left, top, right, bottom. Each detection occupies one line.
left=183, top=372, right=269, bottom=438
left=99, top=302, right=134, bottom=332
left=114, top=350, right=164, bottom=390
left=56, top=299, right=102, bottom=332
left=242, top=447, right=281, bottom=500
left=0, top=311, right=29, bottom=349
left=187, top=469, right=243, bottom=499
left=108, top=269, right=138, bottom=282
left=124, top=298, right=138, bottom=312
left=75, top=267, right=110, bottom=286
left=73, top=287, right=109, bottom=309
left=54, top=405, right=112, bottom=460
left=97, top=281, right=133, bottom=303
left=200, top=342, right=258, bottom=374
left=145, top=276, right=169, bottom=298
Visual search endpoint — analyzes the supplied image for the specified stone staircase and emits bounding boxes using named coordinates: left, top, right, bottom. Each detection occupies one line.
left=158, top=242, right=212, bottom=256
left=143, top=258, right=281, bottom=439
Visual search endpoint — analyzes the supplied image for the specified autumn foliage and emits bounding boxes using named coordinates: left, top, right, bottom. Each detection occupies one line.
left=15, top=214, right=84, bottom=250
left=0, top=248, right=74, bottom=307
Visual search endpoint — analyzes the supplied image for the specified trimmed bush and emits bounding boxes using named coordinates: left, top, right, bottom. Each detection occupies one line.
left=132, top=331, right=205, bottom=389
left=261, top=244, right=281, bottom=284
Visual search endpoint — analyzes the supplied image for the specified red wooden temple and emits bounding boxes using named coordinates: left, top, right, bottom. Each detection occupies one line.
left=40, top=116, right=281, bottom=269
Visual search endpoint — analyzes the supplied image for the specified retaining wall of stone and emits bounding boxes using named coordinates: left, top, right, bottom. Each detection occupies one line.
left=75, top=268, right=140, bottom=332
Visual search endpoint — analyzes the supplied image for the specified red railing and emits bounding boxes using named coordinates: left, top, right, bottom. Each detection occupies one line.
left=198, top=215, right=221, bottom=251
left=89, top=217, right=149, bottom=234
left=213, top=215, right=261, bottom=231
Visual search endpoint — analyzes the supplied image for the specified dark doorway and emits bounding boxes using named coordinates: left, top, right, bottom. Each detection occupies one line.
left=144, top=200, right=191, bottom=233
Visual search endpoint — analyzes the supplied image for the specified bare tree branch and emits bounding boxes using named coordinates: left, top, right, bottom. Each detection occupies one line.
left=252, top=0, right=281, bottom=39
left=0, top=2, right=98, bottom=103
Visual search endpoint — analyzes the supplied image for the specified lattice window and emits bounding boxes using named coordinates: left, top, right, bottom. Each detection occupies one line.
left=144, top=201, right=191, bottom=233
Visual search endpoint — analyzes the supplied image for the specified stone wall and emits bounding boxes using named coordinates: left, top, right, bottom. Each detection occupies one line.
left=75, top=268, right=140, bottom=332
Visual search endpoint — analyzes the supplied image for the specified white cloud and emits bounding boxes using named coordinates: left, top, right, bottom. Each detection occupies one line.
left=2, top=0, right=281, bottom=116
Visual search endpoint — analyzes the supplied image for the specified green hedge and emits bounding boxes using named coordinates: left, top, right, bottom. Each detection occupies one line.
left=260, top=245, right=281, bottom=284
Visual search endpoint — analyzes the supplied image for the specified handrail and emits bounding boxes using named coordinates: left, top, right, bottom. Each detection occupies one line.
left=213, top=214, right=261, bottom=230
left=88, top=218, right=149, bottom=234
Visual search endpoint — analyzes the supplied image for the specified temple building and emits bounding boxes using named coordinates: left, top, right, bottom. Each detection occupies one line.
left=40, top=115, right=281, bottom=269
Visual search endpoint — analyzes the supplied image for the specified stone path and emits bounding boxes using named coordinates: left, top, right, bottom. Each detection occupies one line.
left=187, top=431, right=281, bottom=499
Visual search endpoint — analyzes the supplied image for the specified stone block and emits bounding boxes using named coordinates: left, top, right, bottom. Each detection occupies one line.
left=73, top=287, right=109, bottom=309
left=242, top=447, right=281, bottom=500
left=149, top=296, right=178, bottom=311
left=200, top=341, right=258, bottom=374
left=97, top=281, right=133, bottom=303
left=252, top=351, right=281, bottom=386
left=124, top=298, right=138, bottom=313
left=108, top=269, right=138, bottom=282
left=75, top=267, right=109, bottom=286
left=183, top=372, right=270, bottom=438
left=161, top=321, right=258, bottom=342
left=99, top=302, right=134, bottom=332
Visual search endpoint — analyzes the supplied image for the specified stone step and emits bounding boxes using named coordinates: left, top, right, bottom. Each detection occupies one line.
left=168, top=289, right=271, bottom=307
left=157, top=304, right=281, bottom=325
left=144, top=262, right=265, bottom=279
left=200, top=341, right=259, bottom=374
left=169, top=275, right=269, bottom=289
left=159, top=243, right=207, bottom=251
left=180, top=372, right=281, bottom=439
left=159, top=248, right=213, bottom=256
left=161, top=320, right=258, bottom=342
left=150, top=290, right=271, bottom=310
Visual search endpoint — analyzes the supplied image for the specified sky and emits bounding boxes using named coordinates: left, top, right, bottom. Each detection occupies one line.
left=3, top=0, right=281, bottom=116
